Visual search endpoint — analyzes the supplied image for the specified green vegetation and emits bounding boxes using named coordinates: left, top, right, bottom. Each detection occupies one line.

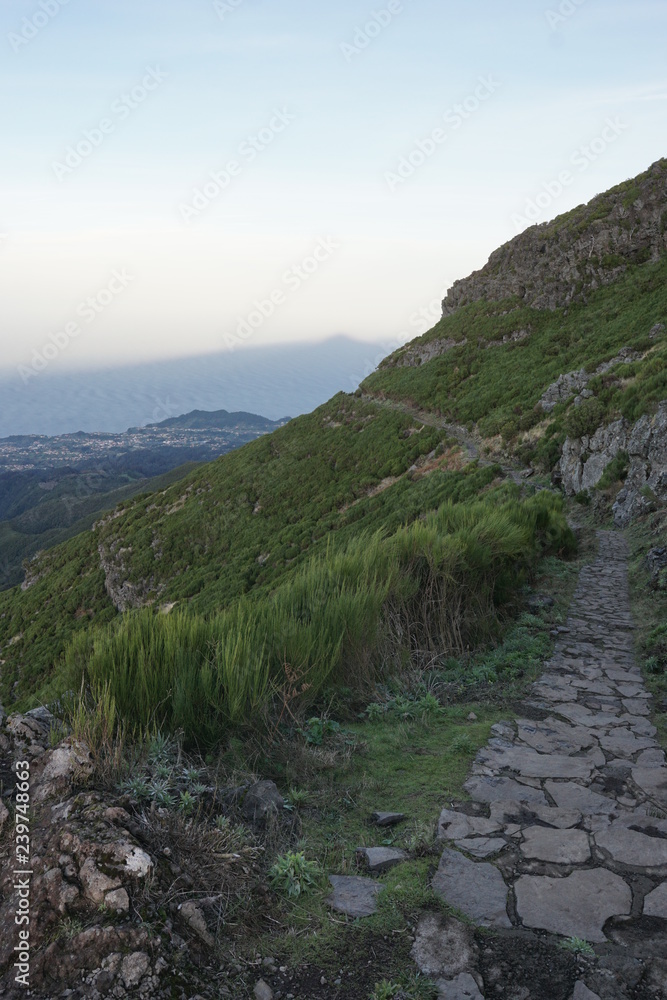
left=48, top=489, right=573, bottom=745
left=363, top=256, right=667, bottom=464
left=268, top=851, right=323, bottom=898
left=0, top=462, right=200, bottom=590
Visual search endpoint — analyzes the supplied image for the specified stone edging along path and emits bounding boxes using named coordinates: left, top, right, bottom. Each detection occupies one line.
left=423, top=531, right=667, bottom=998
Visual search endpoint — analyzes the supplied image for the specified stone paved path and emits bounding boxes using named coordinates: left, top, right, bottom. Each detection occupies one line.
left=426, top=532, right=667, bottom=999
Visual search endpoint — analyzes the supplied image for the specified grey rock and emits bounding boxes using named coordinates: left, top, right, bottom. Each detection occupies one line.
left=326, top=875, right=384, bottom=917
left=454, top=837, right=507, bottom=858
left=463, top=776, right=547, bottom=806
left=436, top=972, right=485, bottom=999
left=356, top=846, right=407, bottom=872
left=120, top=952, right=150, bottom=989
left=432, top=848, right=511, bottom=928
left=572, top=984, right=601, bottom=1000
left=545, top=781, right=620, bottom=816
left=489, top=800, right=581, bottom=830
left=520, top=826, right=591, bottom=864
left=631, top=766, right=667, bottom=806
left=242, top=780, right=284, bottom=823
left=411, top=912, right=477, bottom=978
left=478, top=745, right=593, bottom=780
left=515, top=868, right=631, bottom=942
left=595, top=820, right=667, bottom=867
left=254, top=981, right=274, bottom=1000
left=437, top=808, right=500, bottom=841
left=643, top=881, right=667, bottom=917
left=372, top=811, right=406, bottom=827
left=636, top=748, right=666, bottom=767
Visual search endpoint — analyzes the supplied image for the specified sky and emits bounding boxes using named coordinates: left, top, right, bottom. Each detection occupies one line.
left=1, top=0, right=666, bottom=376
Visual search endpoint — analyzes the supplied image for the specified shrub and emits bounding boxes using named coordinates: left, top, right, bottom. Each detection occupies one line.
left=269, top=851, right=322, bottom=898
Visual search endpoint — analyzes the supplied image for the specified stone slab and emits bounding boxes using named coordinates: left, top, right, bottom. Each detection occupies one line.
left=636, top=749, right=666, bottom=768
left=432, top=848, right=511, bottom=928
left=521, top=826, right=591, bottom=864
left=515, top=868, right=631, bottom=942
left=463, top=776, right=547, bottom=807
left=595, top=822, right=667, bottom=868
left=454, top=837, right=507, bottom=858
left=643, top=881, right=667, bottom=918
left=479, top=746, right=593, bottom=780
left=437, top=808, right=500, bottom=841
left=631, top=766, right=667, bottom=806
left=545, top=781, right=620, bottom=816
left=623, top=699, right=650, bottom=716
left=327, top=876, right=384, bottom=917
left=599, top=731, right=656, bottom=757
left=489, top=800, right=581, bottom=830
left=356, top=846, right=408, bottom=873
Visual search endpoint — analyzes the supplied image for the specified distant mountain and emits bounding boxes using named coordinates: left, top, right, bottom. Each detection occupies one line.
left=144, top=408, right=291, bottom=432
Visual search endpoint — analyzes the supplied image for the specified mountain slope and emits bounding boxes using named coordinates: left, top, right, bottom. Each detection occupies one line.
left=0, top=158, right=665, bottom=718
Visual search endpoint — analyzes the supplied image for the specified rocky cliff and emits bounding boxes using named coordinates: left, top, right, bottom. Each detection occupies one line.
left=557, top=401, right=667, bottom=526
left=442, top=159, right=667, bottom=316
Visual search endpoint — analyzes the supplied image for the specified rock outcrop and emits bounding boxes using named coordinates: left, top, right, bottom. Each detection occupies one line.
left=441, top=158, right=667, bottom=316
left=539, top=348, right=641, bottom=413
left=557, top=401, right=667, bottom=525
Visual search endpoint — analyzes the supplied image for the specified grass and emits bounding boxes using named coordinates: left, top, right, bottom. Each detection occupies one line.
left=42, top=488, right=574, bottom=745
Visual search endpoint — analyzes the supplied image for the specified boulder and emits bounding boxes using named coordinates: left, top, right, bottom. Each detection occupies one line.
left=242, top=780, right=284, bottom=823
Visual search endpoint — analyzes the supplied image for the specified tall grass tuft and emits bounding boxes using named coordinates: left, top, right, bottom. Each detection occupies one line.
left=59, top=491, right=574, bottom=745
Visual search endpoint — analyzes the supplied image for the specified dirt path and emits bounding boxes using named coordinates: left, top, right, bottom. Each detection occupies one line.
left=360, top=393, right=528, bottom=483
left=418, top=531, right=667, bottom=1000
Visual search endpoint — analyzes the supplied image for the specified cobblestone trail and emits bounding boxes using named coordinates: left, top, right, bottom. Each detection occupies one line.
left=428, top=532, right=667, bottom=999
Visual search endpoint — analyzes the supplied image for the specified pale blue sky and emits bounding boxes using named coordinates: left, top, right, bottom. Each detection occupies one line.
left=1, top=0, right=666, bottom=372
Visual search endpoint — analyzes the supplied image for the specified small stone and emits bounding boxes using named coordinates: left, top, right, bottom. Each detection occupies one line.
left=104, top=888, right=130, bottom=913
left=435, top=972, right=484, bottom=999
left=254, top=981, right=274, bottom=1000
left=120, top=952, right=150, bottom=989
left=327, top=875, right=384, bottom=918
left=437, top=807, right=500, bottom=840
left=467, top=712, right=478, bottom=721
left=0, top=801, right=8, bottom=835
left=572, top=983, right=602, bottom=1000
left=179, top=900, right=215, bottom=947
left=432, top=848, right=511, bottom=928
left=371, top=811, right=406, bottom=827
left=356, top=846, right=408, bottom=872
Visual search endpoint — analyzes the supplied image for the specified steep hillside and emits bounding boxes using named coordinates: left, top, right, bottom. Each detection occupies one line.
left=0, top=158, right=665, bottom=721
